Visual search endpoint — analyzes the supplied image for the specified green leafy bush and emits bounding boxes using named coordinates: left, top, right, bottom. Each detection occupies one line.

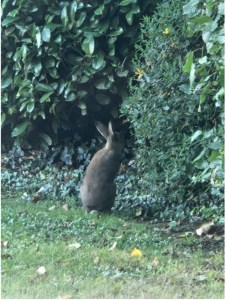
left=1, top=0, right=159, bottom=148
left=120, top=0, right=224, bottom=220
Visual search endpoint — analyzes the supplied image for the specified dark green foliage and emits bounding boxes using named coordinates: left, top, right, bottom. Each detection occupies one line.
left=120, top=0, right=224, bottom=220
left=1, top=0, right=159, bottom=149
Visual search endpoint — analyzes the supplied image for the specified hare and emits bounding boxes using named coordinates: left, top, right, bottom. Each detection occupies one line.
left=80, top=121, right=123, bottom=212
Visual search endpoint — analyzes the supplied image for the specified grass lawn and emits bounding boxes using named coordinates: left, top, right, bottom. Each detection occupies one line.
left=1, top=196, right=224, bottom=299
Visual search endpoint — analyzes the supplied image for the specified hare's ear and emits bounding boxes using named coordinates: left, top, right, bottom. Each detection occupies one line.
left=95, top=121, right=109, bottom=140
left=108, top=121, right=114, bottom=135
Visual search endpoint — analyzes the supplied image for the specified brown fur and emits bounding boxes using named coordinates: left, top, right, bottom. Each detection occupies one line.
left=80, top=121, right=123, bottom=212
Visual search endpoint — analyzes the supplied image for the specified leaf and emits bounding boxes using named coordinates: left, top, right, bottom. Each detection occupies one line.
left=1, top=75, right=12, bottom=89
left=58, top=295, right=74, bottom=299
left=126, top=11, right=133, bottom=25
left=130, top=248, right=142, bottom=258
left=70, top=1, right=78, bottom=22
left=40, top=92, right=53, bottom=103
left=65, top=92, right=77, bottom=102
left=189, top=16, right=212, bottom=24
left=41, top=27, right=51, bottom=42
left=36, top=83, right=54, bottom=93
left=11, top=121, right=30, bottom=137
left=94, top=5, right=105, bottom=15
left=62, top=204, right=69, bottom=211
left=135, top=207, right=142, bottom=216
left=119, top=0, right=136, bottom=6
left=218, top=2, right=224, bottom=15
left=21, top=44, right=28, bottom=60
left=61, top=6, right=69, bottom=27
left=169, top=220, right=177, bottom=228
left=92, top=52, right=105, bottom=70
left=195, top=275, right=207, bottom=282
left=68, top=243, right=81, bottom=250
left=183, top=52, right=194, bottom=73
left=48, top=205, right=56, bottom=211
left=26, top=102, right=35, bottom=113
left=191, top=130, right=202, bottom=142
left=35, top=28, right=42, bottom=48
left=208, top=150, right=220, bottom=163
left=98, top=19, right=109, bottom=34
left=37, top=266, right=46, bottom=275
left=109, top=242, right=117, bottom=251
left=39, top=133, right=52, bottom=146
left=189, top=63, right=196, bottom=88
left=108, top=27, right=124, bottom=36
left=192, top=148, right=206, bottom=163
left=152, top=257, right=160, bottom=266
left=76, top=11, right=86, bottom=27
left=1, top=113, right=6, bottom=126
left=2, top=16, right=19, bottom=27
left=198, top=56, right=208, bottom=66
left=214, top=87, right=224, bottom=101
left=183, top=0, right=199, bottom=16
left=82, top=36, right=95, bottom=55
left=93, top=256, right=100, bottom=264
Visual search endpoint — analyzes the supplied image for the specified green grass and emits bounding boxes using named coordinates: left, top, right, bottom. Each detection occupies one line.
left=1, top=197, right=224, bottom=299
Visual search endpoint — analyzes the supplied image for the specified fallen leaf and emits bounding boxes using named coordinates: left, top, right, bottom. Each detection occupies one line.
left=58, top=294, right=74, bottom=299
left=37, top=266, right=46, bottom=275
left=115, top=235, right=123, bottom=239
left=89, top=221, right=96, bottom=226
left=93, top=256, right=100, bottom=264
left=195, top=274, right=207, bottom=282
left=131, top=248, right=143, bottom=258
left=123, top=222, right=129, bottom=228
left=48, top=205, right=56, bottom=211
left=68, top=242, right=81, bottom=250
left=135, top=208, right=142, bottom=217
left=62, top=204, right=69, bottom=211
left=152, top=257, right=160, bottom=266
left=109, top=242, right=117, bottom=251
left=177, top=232, right=192, bottom=238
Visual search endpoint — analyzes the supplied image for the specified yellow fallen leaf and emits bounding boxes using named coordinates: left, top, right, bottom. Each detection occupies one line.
left=131, top=248, right=143, bottom=258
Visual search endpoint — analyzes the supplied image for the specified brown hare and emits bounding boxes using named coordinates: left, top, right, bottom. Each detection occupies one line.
left=80, top=121, right=123, bottom=212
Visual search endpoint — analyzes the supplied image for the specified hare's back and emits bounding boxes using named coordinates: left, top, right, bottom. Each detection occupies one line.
left=86, top=149, right=121, bottom=180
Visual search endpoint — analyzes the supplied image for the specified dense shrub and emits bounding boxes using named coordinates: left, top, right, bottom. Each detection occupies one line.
left=120, top=0, right=224, bottom=220
left=1, top=0, right=159, bottom=149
